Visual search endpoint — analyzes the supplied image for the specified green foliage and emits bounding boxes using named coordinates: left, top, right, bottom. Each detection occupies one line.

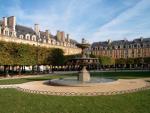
left=99, top=56, right=115, bottom=65
left=116, top=57, right=150, bottom=65
left=126, top=58, right=134, bottom=64
left=46, top=48, right=65, bottom=66
left=64, top=54, right=81, bottom=63
left=38, top=47, right=51, bottom=65
left=0, top=41, right=13, bottom=65
left=134, top=58, right=144, bottom=64
left=115, top=58, right=126, bottom=64
left=0, top=41, right=65, bottom=66
left=0, top=41, right=38, bottom=65
left=144, top=57, right=150, bottom=63
left=89, top=53, right=96, bottom=58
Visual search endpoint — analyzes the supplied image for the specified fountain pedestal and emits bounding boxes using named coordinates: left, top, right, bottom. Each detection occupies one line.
left=78, top=66, right=90, bottom=82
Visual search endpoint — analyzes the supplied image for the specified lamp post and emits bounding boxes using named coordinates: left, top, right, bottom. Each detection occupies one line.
left=140, top=38, right=144, bottom=72
left=36, top=35, right=40, bottom=74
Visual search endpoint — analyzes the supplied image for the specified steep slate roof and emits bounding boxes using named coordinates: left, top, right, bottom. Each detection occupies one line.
left=15, top=24, right=36, bottom=37
left=0, top=21, right=79, bottom=45
left=91, top=38, right=150, bottom=48
left=133, top=38, right=150, bottom=43
left=70, top=39, right=78, bottom=44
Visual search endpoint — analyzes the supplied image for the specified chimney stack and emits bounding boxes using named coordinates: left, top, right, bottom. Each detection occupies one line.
left=45, top=30, right=50, bottom=39
left=34, top=24, right=40, bottom=35
left=66, top=34, right=70, bottom=42
left=56, top=30, right=61, bottom=41
left=108, top=39, right=111, bottom=44
left=60, top=31, right=65, bottom=42
left=7, top=16, right=16, bottom=31
left=3, top=17, right=7, bottom=27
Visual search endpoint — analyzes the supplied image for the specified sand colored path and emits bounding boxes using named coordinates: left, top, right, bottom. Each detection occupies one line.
left=16, top=78, right=150, bottom=96
left=0, top=78, right=150, bottom=96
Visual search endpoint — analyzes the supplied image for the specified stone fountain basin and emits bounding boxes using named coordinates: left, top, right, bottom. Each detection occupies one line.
left=48, top=77, right=117, bottom=87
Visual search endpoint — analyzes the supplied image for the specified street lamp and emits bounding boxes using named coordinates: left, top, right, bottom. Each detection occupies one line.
left=36, top=35, right=40, bottom=74
left=140, top=38, right=144, bottom=71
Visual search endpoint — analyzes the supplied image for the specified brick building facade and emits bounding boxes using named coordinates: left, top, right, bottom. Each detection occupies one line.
left=91, top=38, right=150, bottom=59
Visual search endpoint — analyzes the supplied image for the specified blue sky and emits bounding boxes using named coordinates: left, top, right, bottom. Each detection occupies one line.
left=0, top=0, right=150, bottom=42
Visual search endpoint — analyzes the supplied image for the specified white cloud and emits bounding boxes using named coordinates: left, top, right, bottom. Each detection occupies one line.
left=4, top=0, right=97, bottom=41
left=91, top=0, right=150, bottom=42
left=2, top=0, right=150, bottom=43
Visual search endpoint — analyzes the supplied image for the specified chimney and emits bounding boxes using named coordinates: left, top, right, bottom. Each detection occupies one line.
left=3, top=17, right=7, bottom=27
left=60, top=31, right=65, bottom=42
left=66, top=34, right=70, bottom=42
left=56, top=30, right=61, bottom=41
left=34, top=24, right=40, bottom=35
left=140, top=37, right=143, bottom=42
left=7, top=16, right=16, bottom=31
left=45, top=30, right=50, bottom=39
left=108, top=39, right=111, bottom=44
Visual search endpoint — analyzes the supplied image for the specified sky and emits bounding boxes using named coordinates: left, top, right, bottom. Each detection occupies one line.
left=0, top=0, right=150, bottom=42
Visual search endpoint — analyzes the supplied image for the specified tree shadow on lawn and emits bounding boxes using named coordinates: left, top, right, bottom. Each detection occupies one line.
left=90, top=71, right=150, bottom=79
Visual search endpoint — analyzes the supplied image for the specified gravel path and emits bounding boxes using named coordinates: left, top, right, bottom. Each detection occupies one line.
left=0, top=78, right=150, bottom=96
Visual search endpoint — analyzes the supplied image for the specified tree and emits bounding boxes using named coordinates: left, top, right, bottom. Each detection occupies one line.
left=64, top=54, right=81, bottom=64
left=99, top=56, right=115, bottom=66
left=115, top=58, right=126, bottom=68
left=126, top=58, right=134, bottom=69
left=90, top=54, right=96, bottom=58
left=144, top=57, right=150, bottom=64
left=47, top=48, right=65, bottom=66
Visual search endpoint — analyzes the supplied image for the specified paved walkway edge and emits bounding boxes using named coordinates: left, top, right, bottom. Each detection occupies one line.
left=0, top=82, right=150, bottom=96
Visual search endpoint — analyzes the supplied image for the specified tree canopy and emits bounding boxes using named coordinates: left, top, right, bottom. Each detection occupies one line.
left=46, top=48, right=65, bottom=66
left=99, top=56, right=115, bottom=65
left=0, top=41, right=65, bottom=66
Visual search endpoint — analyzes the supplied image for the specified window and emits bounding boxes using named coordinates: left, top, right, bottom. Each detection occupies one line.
left=25, top=34, right=30, bottom=40
left=124, top=45, right=126, bottom=49
left=5, top=31, right=8, bottom=36
left=129, top=45, right=131, bottom=48
left=9, top=32, right=12, bottom=36
left=134, top=44, right=137, bottom=48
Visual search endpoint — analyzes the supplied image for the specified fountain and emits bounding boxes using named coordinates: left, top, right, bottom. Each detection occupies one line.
left=74, top=38, right=99, bottom=82
left=49, top=38, right=116, bottom=86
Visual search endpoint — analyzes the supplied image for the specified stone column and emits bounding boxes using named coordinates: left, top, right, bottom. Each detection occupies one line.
left=78, top=66, right=90, bottom=82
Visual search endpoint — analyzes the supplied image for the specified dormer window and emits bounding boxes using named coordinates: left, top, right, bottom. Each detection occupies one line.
left=25, top=34, right=30, bottom=40
left=124, top=45, right=126, bottom=48
left=134, top=44, right=137, bottom=48
left=141, top=44, right=143, bottom=47
left=19, top=35, right=24, bottom=39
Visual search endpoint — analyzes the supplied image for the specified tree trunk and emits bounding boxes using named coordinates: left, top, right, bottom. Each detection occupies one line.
left=18, top=65, right=22, bottom=76
left=4, top=65, right=10, bottom=77
left=32, top=65, right=35, bottom=74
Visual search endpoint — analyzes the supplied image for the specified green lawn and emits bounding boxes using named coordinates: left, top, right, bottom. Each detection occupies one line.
left=90, top=71, right=150, bottom=79
left=0, top=72, right=150, bottom=113
left=0, top=75, right=70, bottom=85
left=0, top=71, right=150, bottom=85
left=0, top=88, right=150, bottom=113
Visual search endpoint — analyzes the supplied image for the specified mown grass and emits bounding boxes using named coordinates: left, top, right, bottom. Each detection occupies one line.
left=0, top=88, right=150, bottom=113
left=90, top=71, right=150, bottom=79
left=0, top=75, right=70, bottom=85
left=0, top=71, right=150, bottom=85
